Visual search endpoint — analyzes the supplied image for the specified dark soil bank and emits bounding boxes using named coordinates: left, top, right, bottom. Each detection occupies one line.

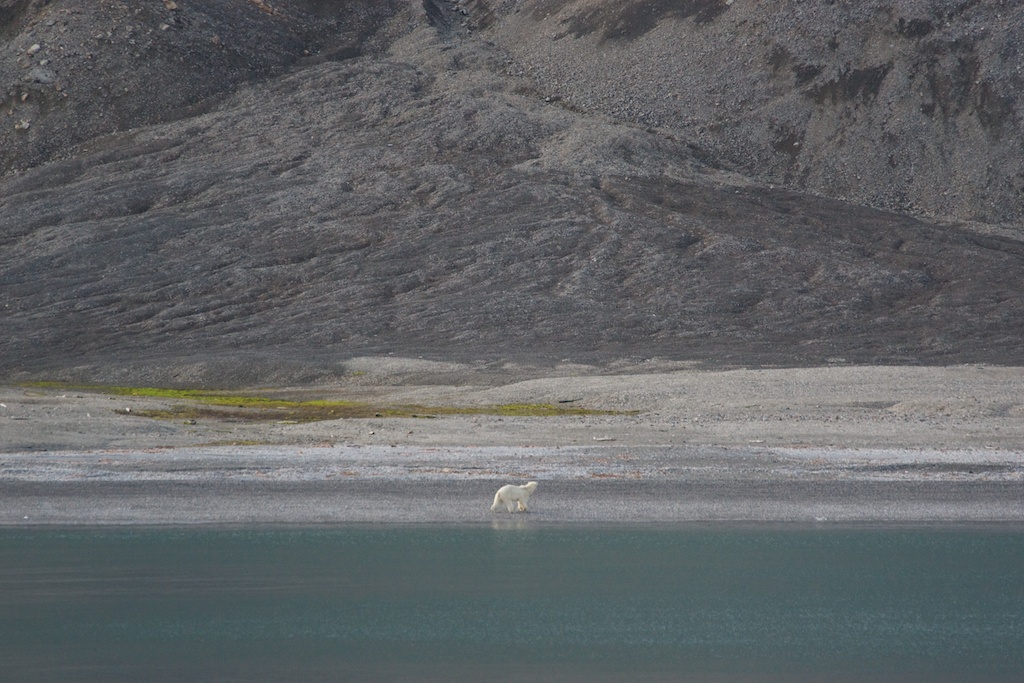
left=2, top=1, right=1023, bottom=384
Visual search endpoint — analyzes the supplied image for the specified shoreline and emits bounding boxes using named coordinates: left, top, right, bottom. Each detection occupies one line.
left=2, top=444, right=1022, bottom=526
left=3, top=362, right=1023, bottom=526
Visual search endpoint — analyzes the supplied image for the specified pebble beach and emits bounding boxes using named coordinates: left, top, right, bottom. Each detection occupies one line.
left=2, top=361, right=1023, bottom=525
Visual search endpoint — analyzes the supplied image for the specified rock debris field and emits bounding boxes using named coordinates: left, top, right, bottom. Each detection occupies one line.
left=2, top=0, right=1024, bottom=380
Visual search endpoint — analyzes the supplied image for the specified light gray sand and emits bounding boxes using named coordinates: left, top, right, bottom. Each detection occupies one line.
left=2, top=362, right=1022, bottom=525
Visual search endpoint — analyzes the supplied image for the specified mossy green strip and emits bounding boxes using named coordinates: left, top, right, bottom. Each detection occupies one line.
left=21, top=382, right=632, bottom=422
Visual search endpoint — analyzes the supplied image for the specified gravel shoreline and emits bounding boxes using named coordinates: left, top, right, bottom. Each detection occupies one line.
left=3, top=363, right=1023, bottom=526
left=2, top=444, right=1022, bottom=526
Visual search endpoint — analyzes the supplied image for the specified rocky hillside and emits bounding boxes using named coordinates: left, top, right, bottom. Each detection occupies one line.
left=489, top=0, right=1024, bottom=225
left=1, top=0, right=1023, bottom=385
left=0, top=0, right=405, bottom=172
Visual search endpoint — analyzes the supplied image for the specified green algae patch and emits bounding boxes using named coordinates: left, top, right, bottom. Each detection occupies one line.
left=22, top=382, right=631, bottom=423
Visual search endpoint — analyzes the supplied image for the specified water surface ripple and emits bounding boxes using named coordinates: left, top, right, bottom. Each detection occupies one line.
left=2, top=526, right=1022, bottom=682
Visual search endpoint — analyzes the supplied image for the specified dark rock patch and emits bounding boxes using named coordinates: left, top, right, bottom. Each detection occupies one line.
left=556, top=0, right=731, bottom=41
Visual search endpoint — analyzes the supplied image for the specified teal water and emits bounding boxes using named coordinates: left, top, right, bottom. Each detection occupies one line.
left=2, top=526, right=1022, bottom=682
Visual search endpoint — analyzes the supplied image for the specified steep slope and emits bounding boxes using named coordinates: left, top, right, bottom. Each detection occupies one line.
left=486, top=0, right=1024, bottom=224
left=1, top=0, right=1023, bottom=385
left=0, top=0, right=405, bottom=172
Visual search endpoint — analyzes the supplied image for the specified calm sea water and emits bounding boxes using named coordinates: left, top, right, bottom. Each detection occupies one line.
left=2, top=525, right=1022, bottom=682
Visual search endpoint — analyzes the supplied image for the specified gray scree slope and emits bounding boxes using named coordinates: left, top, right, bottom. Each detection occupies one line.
left=1, top=0, right=1023, bottom=384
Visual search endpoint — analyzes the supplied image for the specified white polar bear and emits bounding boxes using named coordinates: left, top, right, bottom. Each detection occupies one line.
left=490, top=481, right=538, bottom=513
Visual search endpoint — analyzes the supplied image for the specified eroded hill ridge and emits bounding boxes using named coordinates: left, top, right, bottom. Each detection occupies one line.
left=1, top=0, right=1022, bottom=384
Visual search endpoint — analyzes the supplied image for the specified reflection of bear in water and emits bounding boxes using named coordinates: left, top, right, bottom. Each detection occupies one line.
left=490, top=481, right=538, bottom=513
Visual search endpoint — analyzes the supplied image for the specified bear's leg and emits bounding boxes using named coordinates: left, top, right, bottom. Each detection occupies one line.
left=517, top=499, right=528, bottom=512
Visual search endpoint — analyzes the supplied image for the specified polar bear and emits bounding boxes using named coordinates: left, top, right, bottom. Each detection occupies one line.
left=490, top=481, right=538, bottom=513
